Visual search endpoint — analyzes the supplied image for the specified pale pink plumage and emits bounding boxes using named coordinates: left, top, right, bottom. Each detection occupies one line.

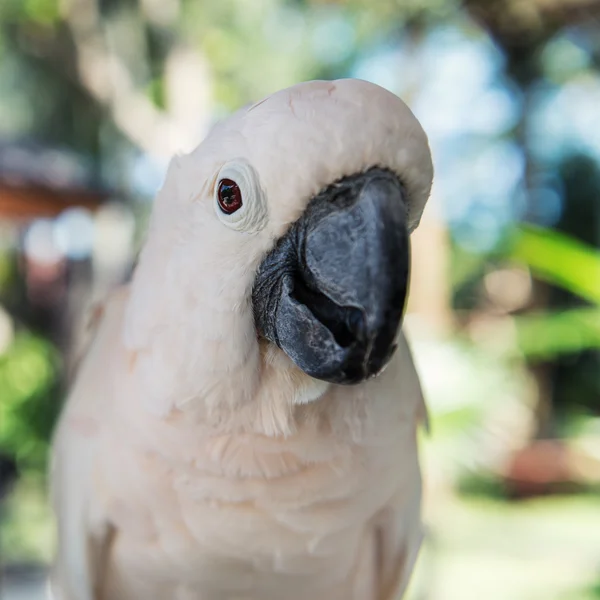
left=49, top=79, right=433, bottom=600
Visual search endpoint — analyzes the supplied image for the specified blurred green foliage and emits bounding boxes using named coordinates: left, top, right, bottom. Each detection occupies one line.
left=1, top=470, right=55, bottom=562
left=514, top=308, right=600, bottom=359
left=507, top=224, right=600, bottom=358
left=511, top=225, right=600, bottom=306
left=0, top=333, right=60, bottom=473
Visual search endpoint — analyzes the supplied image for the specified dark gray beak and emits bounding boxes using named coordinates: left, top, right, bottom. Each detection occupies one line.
left=252, top=167, right=410, bottom=385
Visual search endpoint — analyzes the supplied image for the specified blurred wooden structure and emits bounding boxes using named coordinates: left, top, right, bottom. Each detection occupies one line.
left=0, top=180, right=106, bottom=220
left=0, top=141, right=108, bottom=220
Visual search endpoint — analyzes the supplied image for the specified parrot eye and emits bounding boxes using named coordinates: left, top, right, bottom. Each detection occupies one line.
left=217, top=179, right=243, bottom=214
left=213, top=159, right=267, bottom=233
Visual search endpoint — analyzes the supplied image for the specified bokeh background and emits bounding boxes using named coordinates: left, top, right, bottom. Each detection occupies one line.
left=1, top=0, right=599, bottom=598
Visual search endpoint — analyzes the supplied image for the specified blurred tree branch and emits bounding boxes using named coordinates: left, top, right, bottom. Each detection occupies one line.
left=60, top=0, right=211, bottom=158
left=9, top=0, right=211, bottom=159
left=465, top=0, right=600, bottom=53
left=460, top=0, right=600, bottom=438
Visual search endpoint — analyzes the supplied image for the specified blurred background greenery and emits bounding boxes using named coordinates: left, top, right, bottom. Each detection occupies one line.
left=0, top=0, right=599, bottom=598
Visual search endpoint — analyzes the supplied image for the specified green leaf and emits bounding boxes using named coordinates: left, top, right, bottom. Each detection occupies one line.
left=514, top=308, right=600, bottom=359
left=509, top=225, right=600, bottom=305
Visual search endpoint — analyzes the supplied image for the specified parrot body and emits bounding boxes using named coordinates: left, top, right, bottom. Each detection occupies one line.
left=50, top=79, right=433, bottom=600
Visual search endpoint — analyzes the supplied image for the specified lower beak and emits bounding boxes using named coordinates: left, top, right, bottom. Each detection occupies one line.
left=252, top=168, right=410, bottom=385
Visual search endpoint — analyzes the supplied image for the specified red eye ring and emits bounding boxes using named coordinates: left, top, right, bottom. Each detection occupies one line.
left=217, top=178, right=243, bottom=214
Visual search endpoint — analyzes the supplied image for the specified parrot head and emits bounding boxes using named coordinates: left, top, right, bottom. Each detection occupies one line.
left=246, top=80, right=432, bottom=385
left=126, top=79, right=433, bottom=410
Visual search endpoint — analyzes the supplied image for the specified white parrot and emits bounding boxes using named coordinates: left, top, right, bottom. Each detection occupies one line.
left=49, top=78, right=433, bottom=600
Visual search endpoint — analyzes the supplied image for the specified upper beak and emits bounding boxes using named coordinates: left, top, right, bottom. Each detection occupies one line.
left=252, top=167, right=410, bottom=385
